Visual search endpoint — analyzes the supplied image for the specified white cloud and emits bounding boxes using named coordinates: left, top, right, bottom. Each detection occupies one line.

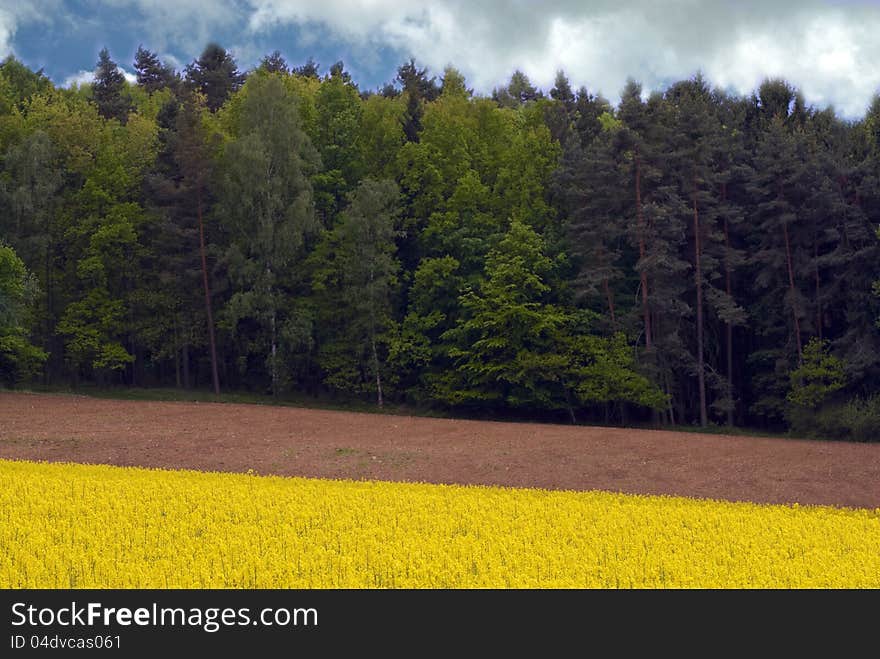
left=97, top=0, right=242, bottom=52
left=62, top=66, right=137, bottom=88
left=4, top=1, right=880, bottom=117
left=241, top=0, right=880, bottom=117
left=61, top=69, right=93, bottom=88
left=0, top=0, right=61, bottom=58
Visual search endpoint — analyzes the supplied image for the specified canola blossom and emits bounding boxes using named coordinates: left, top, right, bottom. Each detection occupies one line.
left=1, top=459, right=878, bottom=588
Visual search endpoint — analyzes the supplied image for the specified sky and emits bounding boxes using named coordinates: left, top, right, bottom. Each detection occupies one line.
left=1, top=0, right=878, bottom=118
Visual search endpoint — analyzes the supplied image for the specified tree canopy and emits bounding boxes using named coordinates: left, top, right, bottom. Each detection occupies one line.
left=1, top=50, right=879, bottom=439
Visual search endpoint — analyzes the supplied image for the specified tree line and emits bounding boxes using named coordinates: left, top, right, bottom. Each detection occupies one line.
left=1, top=44, right=879, bottom=439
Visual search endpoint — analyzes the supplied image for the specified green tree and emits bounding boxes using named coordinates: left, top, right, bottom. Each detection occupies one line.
left=185, top=44, right=245, bottom=112
left=396, top=59, right=439, bottom=142
left=359, top=93, right=405, bottom=179
left=141, top=94, right=221, bottom=392
left=440, top=66, right=471, bottom=98
left=0, top=130, right=63, bottom=371
left=311, top=68, right=363, bottom=223
left=493, top=70, right=541, bottom=109
left=0, top=56, right=52, bottom=115
left=787, top=338, right=845, bottom=409
left=0, top=243, right=47, bottom=384
left=437, top=218, right=663, bottom=416
left=293, top=57, right=320, bottom=79
left=217, top=74, right=319, bottom=396
left=92, top=48, right=131, bottom=123
left=259, top=51, right=289, bottom=75
left=312, top=179, right=401, bottom=405
left=133, top=46, right=178, bottom=94
left=746, top=115, right=813, bottom=420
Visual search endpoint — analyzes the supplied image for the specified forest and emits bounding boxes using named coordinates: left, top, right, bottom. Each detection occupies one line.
left=0, top=45, right=878, bottom=440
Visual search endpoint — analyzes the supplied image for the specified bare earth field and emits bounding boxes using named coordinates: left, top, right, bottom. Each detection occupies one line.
left=1, top=391, right=878, bottom=508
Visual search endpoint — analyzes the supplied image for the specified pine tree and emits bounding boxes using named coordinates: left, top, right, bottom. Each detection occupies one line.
left=92, top=48, right=131, bottom=123
left=493, top=70, right=541, bottom=109
left=133, top=46, right=177, bottom=94
left=558, top=127, right=626, bottom=329
left=142, top=94, right=222, bottom=393
left=184, top=43, right=245, bottom=112
left=712, top=92, right=751, bottom=425
left=550, top=70, right=575, bottom=111
left=544, top=70, right=576, bottom=143
left=396, top=59, right=439, bottom=142
left=259, top=51, right=289, bottom=75
left=293, top=57, right=320, bottom=79
left=746, top=115, right=816, bottom=421
left=617, top=83, right=691, bottom=423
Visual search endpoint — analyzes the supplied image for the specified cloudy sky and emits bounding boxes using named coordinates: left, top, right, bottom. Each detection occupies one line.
left=2, top=0, right=878, bottom=117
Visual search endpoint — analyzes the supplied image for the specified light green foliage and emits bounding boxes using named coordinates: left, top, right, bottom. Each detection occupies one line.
left=359, top=94, right=406, bottom=179
left=598, top=111, right=622, bottom=132
left=311, top=179, right=400, bottom=402
left=0, top=243, right=47, bottom=383
left=18, top=86, right=157, bottom=378
left=440, top=66, right=470, bottom=99
left=566, top=328, right=667, bottom=409
left=311, top=71, right=363, bottom=223
left=2, top=54, right=879, bottom=436
left=787, top=338, right=846, bottom=409
left=56, top=289, right=132, bottom=371
left=218, top=74, right=319, bottom=394
left=436, top=219, right=664, bottom=412
left=493, top=106, right=560, bottom=233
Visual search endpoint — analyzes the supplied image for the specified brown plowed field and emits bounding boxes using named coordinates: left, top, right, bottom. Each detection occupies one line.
left=1, top=392, right=878, bottom=508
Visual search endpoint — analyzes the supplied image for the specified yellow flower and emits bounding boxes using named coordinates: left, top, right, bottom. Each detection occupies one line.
left=0, top=459, right=877, bottom=588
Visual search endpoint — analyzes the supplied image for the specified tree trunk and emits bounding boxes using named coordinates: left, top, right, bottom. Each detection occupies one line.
left=692, top=177, right=707, bottom=427
left=782, top=218, right=803, bottom=360
left=563, top=387, right=577, bottom=424
left=635, top=150, right=652, bottom=349
left=44, top=213, right=53, bottom=385
left=270, top=307, right=278, bottom=399
left=722, top=194, right=734, bottom=427
left=174, top=330, right=181, bottom=389
left=664, top=372, right=676, bottom=426
left=182, top=342, right=191, bottom=389
left=814, top=238, right=822, bottom=341
left=197, top=186, right=221, bottom=395
left=603, top=277, right=616, bottom=326
left=371, top=336, right=384, bottom=408
left=129, top=308, right=136, bottom=388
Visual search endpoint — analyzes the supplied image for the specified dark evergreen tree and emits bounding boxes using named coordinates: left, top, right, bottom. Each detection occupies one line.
left=141, top=94, right=221, bottom=393
left=133, top=46, right=177, bottom=93
left=396, top=59, right=439, bottom=142
left=92, top=48, right=131, bottom=123
left=184, top=43, right=245, bottom=112
left=293, top=57, right=320, bottom=79
left=493, top=70, right=541, bottom=109
left=259, top=50, right=289, bottom=75
left=550, top=70, right=576, bottom=111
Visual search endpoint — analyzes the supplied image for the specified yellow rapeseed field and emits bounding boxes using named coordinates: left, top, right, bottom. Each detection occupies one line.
left=1, top=459, right=878, bottom=588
